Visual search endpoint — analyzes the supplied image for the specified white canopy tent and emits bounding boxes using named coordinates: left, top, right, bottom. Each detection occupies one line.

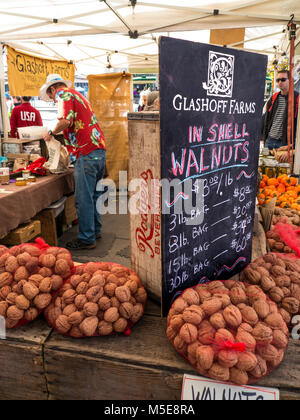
left=0, top=0, right=299, bottom=74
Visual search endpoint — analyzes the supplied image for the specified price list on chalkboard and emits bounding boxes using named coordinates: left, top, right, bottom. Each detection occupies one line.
left=159, top=37, right=267, bottom=316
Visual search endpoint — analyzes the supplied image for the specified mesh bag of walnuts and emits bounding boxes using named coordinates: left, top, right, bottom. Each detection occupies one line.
left=241, top=252, right=300, bottom=328
left=44, top=261, right=147, bottom=338
left=166, top=280, right=289, bottom=386
left=0, top=238, right=73, bottom=328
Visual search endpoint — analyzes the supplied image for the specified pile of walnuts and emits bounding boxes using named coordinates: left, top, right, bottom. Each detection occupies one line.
left=45, top=262, right=147, bottom=338
left=167, top=281, right=289, bottom=386
left=266, top=226, right=294, bottom=254
left=0, top=244, right=73, bottom=328
left=242, top=253, right=300, bottom=326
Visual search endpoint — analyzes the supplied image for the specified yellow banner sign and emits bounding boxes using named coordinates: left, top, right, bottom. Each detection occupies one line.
left=6, top=45, right=75, bottom=97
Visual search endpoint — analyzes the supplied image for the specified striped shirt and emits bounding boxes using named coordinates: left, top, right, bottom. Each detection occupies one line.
left=269, top=94, right=288, bottom=140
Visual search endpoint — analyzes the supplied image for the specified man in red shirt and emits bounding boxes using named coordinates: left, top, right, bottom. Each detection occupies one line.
left=40, top=74, right=106, bottom=251
left=10, top=96, right=43, bottom=138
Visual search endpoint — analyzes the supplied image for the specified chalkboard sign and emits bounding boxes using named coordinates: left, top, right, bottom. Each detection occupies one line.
left=160, top=37, right=267, bottom=316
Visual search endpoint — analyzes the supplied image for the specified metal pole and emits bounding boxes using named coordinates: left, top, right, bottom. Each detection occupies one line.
left=0, top=44, right=9, bottom=154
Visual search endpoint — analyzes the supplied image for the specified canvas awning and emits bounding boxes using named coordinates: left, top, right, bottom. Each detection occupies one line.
left=0, top=0, right=299, bottom=74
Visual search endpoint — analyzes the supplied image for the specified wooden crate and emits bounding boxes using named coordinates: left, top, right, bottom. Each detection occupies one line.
left=33, top=209, right=58, bottom=247
left=62, top=194, right=77, bottom=225
left=0, top=220, right=41, bottom=245
left=128, top=112, right=162, bottom=305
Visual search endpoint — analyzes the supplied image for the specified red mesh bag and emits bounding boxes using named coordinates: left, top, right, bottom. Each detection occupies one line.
left=166, top=280, right=289, bottom=386
left=0, top=238, right=73, bottom=328
left=44, top=261, right=147, bottom=338
left=242, top=223, right=300, bottom=328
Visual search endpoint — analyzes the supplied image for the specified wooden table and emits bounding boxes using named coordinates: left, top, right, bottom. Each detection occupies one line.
left=0, top=170, right=74, bottom=239
left=0, top=220, right=299, bottom=400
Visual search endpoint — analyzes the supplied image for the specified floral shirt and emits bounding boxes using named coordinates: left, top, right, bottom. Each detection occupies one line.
left=56, top=87, right=106, bottom=158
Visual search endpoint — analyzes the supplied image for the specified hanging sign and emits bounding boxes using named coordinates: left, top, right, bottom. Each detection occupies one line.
left=6, top=45, right=75, bottom=97
left=159, top=37, right=267, bottom=315
left=182, top=374, right=280, bottom=400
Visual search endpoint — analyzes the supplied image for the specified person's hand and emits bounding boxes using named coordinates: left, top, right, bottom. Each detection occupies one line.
left=277, top=152, right=289, bottom=163
left=277, top=146, right=289, bottom=152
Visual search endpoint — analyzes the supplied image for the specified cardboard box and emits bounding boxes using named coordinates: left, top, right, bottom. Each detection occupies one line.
left=0, top=220, right=41, bottom=245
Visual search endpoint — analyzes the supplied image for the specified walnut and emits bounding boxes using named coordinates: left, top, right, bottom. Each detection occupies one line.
left=62, top=289, right=77, bottom=305
left=210, top=312, right=226, bottom=330
left=39, top=267, right=52, bottom=278
left=236, top=352, right=257, bottom=371
left=235, top=330, right=256, bottom=351
left=76, top=282, right=89, bottom=295
left=281, top=297, right=300, bottom=315
left=208, top=363, right=230, bottom=381
left=195, top=287, right=212, bottom=303
left=68, top=311, right=84, bottom=326
left=230, top=287, right=248, bottom=305
left=279, top=308, right=292, bottom=324
left=115, top=286, right=131, bottom=303
left=214, top=293, right=231, bottom=309
left=182, top=305, right=204, bottom=326
left=264, top=313, right=285, bottom=329
left=271, top=265, right=286, bottom=277
left=63, top=304, right=77, bottom=316
left=6, top=292, right=18, bottom=305
left=23, top=282, right=39, bottom=300
left=5, top=256, right=19, bottom=273
left=166, top=326, right=177, bottom=342
left=173, top=335, right=187, bottom=356
left=257, top=344, right=279, bottom=362
left=79, top=316, right=98, bottom=337
left=34, top=293, right=52, bottom=310
left=7, top=305, right=24, bottom=321
left=198, top=320, right=216, bottom=345
left=215, top=329, right=235, bottom=344
left=125, top=280, right=138, bottom=294
left=51, top=275, right=63, bottom=291
left=269, top=287, right=284, bottom=303
left=196, top=346, right=214, bottom=370
left=223, top=305, right=242, bottom=328
left=249, top=355, right=268, bottom=378
left=253, top=300, right=270, bottom=319
left=119, top=302, right=134, bottom=319
left=104, top=307, right=119, bottom=323
left=98, top=320, right=113, bottom=336
left=74, top=294, right=87, bottom=310
left=40, top=254, right=56, bottom=268
left=86, top=286, right=104, bottom=303
left=83, top=302, right=99, bottom=317
left=0, top=272, right=13, bottom=288
left=45, top=305, right=61, bottom=326
left=252, top=322, right=273, bottom=345
left=238, top=323, right=253, bottom=334
left=182, top=288, right=200, bottom=305
left=14, top=266, right=29, bottom=282
left=56, top=315, right=71, bottom=334
left=243, top=267, right=261, bottom=284
left=85, top=262, right=102, bottom=274
left=135, top=287, right=147, bottom=304
left=218, top=350, right=238, bottom=368
left=240, top=306, right=259, bottom=326
left=107, top=274, right=120, bottom=285
left=39, top=277, right=52, bottom=293
left=55, top=259, right=70, bottom=278
left=230, top=368, right=249, bottom=386
left=272, top=330, right=289, bottom=349
left=98, top=296, right=112, bottom=311
left=89, top=275, right=105, bottom=288
left=247, top=285, right=267, bottom=303
left=104, top=283, right=117, bottom=297
left=179, top=323, right=198, bottom=344
left=172, top=297, right=188, bottom=313
left=25, top=307, right=39, bottom=322
left=207, top=281, right=227, bottom=293
left=0, top=286, right=11, bottom=300
left=0, top=301, right=8, bottom=317
left=130, top=303, right=144, bottom=323
left=70, top=275, right=83, bottom=288
left=69, top=327, right=84, bottom=338
left=15, top=295, right=30, bottom=310
left=56, top=253, right=73, bottom=268
left=169, top=314, right=184, bottom=332
left=28, top=274, right=43, bottom=287
left=201, top=298, right=223, bottom=316
left=260, top=276, right=276, bottom=292
left=113, top=318, right=128, bottom=333
left=25, top=257, right=39, bottom=274
left=187, top=342, right=201, bottom=365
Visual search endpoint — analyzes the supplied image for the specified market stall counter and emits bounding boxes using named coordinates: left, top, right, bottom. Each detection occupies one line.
left=0, top=223, right=299, bottom=400
left=0, top=170, right=74, bottom=239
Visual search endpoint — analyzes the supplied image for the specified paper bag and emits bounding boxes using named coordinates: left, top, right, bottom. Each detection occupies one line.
left=44, top=137, right=70, bottom=174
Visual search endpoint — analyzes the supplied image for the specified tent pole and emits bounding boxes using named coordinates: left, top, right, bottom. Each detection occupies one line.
left=287, top=16, right=296, bottom=170
left=0, top=44, right=9, bottom=152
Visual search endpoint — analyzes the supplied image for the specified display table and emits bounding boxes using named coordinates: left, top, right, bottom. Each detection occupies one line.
left=0, top=221, right=299, bottom=400
left=0, top=170, right=74, bottom=239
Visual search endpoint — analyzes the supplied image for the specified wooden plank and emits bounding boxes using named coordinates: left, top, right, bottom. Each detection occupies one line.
left=0, top=319, right=52, bottom=400
left=0, top=220, right=41, bottom=245
left=128, top=116, right=162, bottom=303
left=44, top=314, right=300, bottom=400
